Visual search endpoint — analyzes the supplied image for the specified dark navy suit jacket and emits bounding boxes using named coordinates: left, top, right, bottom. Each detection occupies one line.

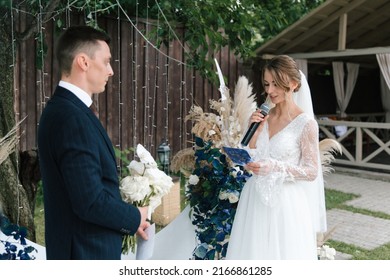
left=38, top=86, right=140, bottom=259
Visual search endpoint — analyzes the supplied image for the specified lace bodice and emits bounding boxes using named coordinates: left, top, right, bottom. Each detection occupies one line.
left=249, top=113, right=319, bottom=181
left=246, top=113, right=320, bottom=206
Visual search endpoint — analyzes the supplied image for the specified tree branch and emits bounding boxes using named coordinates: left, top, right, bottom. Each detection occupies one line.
left=18, top=0, right=62, bottom=42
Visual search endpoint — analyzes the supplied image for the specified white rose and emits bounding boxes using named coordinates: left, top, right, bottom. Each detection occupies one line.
left=136, top=144, right=157, bottom=167
left=188, top=175, right=199, bottom=185
left=317, top=245, right=336, bottom=260
left=323, top=245, right=336, bottom=260
left=231, top=166, right=240, bottom=178
left=144, top=168, right=173, bottom=194
left=120, top=176, right=150, bottom=203
left=127, top=160, right=145, bottom=176
left=227, top=191, right=239, bottom=203
left=218, top=191, right=228, bottom=200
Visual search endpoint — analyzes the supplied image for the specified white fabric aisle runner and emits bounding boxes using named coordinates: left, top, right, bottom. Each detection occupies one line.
left=122, top=205, right=197, bottom=260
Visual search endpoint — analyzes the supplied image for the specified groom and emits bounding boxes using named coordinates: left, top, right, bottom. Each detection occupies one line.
left=38, top=25, right=149, bottom=259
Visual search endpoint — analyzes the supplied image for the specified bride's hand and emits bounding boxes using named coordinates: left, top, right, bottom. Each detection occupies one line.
left=247, top=110, right=269, bottom=148
left=249, top=109, right=269, bottom=128
left=245, top=162, right=260, bottom=174
left=245, top=160, right=272, bottom=175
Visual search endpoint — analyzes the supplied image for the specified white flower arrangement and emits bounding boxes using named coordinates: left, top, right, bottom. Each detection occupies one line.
left=170, top=60, right=258, bottom=259
left=317, top=244, right=337, bottom=260
left=316, top=227, right=337, bottom=260
left=218, top=190, right=240, bottom=204
left=119, top=144, right=174, bottom=254
left=188, top=174, right=200, bottom=185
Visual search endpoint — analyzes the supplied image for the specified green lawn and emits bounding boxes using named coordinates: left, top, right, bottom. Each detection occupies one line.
left=324, top=188, right=390, bottom=259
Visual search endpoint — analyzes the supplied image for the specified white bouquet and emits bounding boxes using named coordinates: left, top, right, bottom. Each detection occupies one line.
left=317, top=244, right=337, bottom=260
left=120, top=144, right=174, bottom=254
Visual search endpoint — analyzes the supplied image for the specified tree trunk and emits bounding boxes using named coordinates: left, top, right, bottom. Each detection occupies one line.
left=0, top=7, right=36, bottom=242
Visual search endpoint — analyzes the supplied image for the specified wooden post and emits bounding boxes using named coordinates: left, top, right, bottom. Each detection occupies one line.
left=338, top=14, right=347, bottom=50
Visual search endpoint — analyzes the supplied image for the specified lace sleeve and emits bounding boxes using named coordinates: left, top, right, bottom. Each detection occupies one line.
left=259, top=119, right=319, bottom=182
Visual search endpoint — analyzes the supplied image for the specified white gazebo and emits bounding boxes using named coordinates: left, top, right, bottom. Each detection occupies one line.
left=254, top=0, right=390, bottom=172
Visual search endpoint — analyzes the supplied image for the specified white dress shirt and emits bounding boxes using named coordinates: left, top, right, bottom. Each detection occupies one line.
left=59, top=80, right=93, bottom=108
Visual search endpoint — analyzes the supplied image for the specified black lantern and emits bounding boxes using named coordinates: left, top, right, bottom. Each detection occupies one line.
left=157, top=141, right=170, bottom=173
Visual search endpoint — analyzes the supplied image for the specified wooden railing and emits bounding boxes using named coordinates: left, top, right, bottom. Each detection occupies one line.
left=317, top=118, right=390, bottom=172
left=316, top=112, right=386, bottom=123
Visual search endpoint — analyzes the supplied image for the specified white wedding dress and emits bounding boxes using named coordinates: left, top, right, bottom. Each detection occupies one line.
left=226, top=113, right=325, bottom=259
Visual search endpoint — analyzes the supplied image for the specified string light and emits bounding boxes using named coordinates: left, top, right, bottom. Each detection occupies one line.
left=8, top=0, right=211, bottom=233
left=66, top=0, right=71, bottom=27
left=11, top=1, right=203, bottom=156
left=150, top=12, right=160, bottom=152
left=144, top=0, right=151, bottom=148
left=116, top=0, right=187, bottom=66
left=132, top=0, right=139, bottom=149
left=116, top=2, right=122, bottom=161
left=9, top=0, right=20, bottom=226
left=37, top=0, right=48, bottom=115
left=153, top=0, right=190, bottom=54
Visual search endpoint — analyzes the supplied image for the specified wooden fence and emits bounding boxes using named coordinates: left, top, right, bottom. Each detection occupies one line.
left=14, top=13, right=249, bottom=163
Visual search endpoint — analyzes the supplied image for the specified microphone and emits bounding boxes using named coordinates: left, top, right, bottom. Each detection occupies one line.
left=241, top=103, right=270, bottom=146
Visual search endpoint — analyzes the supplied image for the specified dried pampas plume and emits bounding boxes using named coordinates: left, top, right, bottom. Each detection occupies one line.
left=319, top=138, right=342, bottom=175
left=232, top=76, right=257, bottom=132
left=0, top=119, right=25, bottom=166
left=173, top=75, right=257, bottom=175
left=317, top=225, right=337, bottom=247
left=185, top=106, right=222, bottom=144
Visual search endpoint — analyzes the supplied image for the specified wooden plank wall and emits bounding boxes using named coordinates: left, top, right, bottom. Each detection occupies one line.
left=14, top=13, right=246, bottom=162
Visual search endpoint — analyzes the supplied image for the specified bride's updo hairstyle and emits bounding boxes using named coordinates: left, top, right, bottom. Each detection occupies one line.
left=262, top=55, right=301, bottom=93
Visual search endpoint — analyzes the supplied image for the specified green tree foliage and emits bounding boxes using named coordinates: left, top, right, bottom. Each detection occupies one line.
left=119, top=0, right=325, bottom=81
left=2, top=0, right=325, bottom=80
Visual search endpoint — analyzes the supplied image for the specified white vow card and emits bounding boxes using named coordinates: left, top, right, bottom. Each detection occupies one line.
left=136, top=223, right=155, bottom=260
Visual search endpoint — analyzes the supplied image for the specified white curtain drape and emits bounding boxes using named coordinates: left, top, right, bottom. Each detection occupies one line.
left=376, top=53, right=390, bottom=122
left=332, top=62, right=359, bottom=118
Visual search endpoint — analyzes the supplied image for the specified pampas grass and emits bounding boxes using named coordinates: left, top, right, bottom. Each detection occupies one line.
left=0, top=121, right=24, bottom=166
left=317, top=225, right=337, bottom=248
left=185, top=106, right=222, bottom=144
left=232, top=76, right=257, bottom=132
left=171, top=75, right=257, bottom=174
left=319, top=138, right=342, bottom=175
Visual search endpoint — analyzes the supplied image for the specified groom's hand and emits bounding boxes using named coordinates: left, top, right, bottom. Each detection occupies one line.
left=136, top=206, right=150, bottom=240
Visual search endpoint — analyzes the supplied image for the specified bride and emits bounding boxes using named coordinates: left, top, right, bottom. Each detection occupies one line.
left=149, top=55, right=328, bottom=260
left=226, top=55, right=326, bottom=259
